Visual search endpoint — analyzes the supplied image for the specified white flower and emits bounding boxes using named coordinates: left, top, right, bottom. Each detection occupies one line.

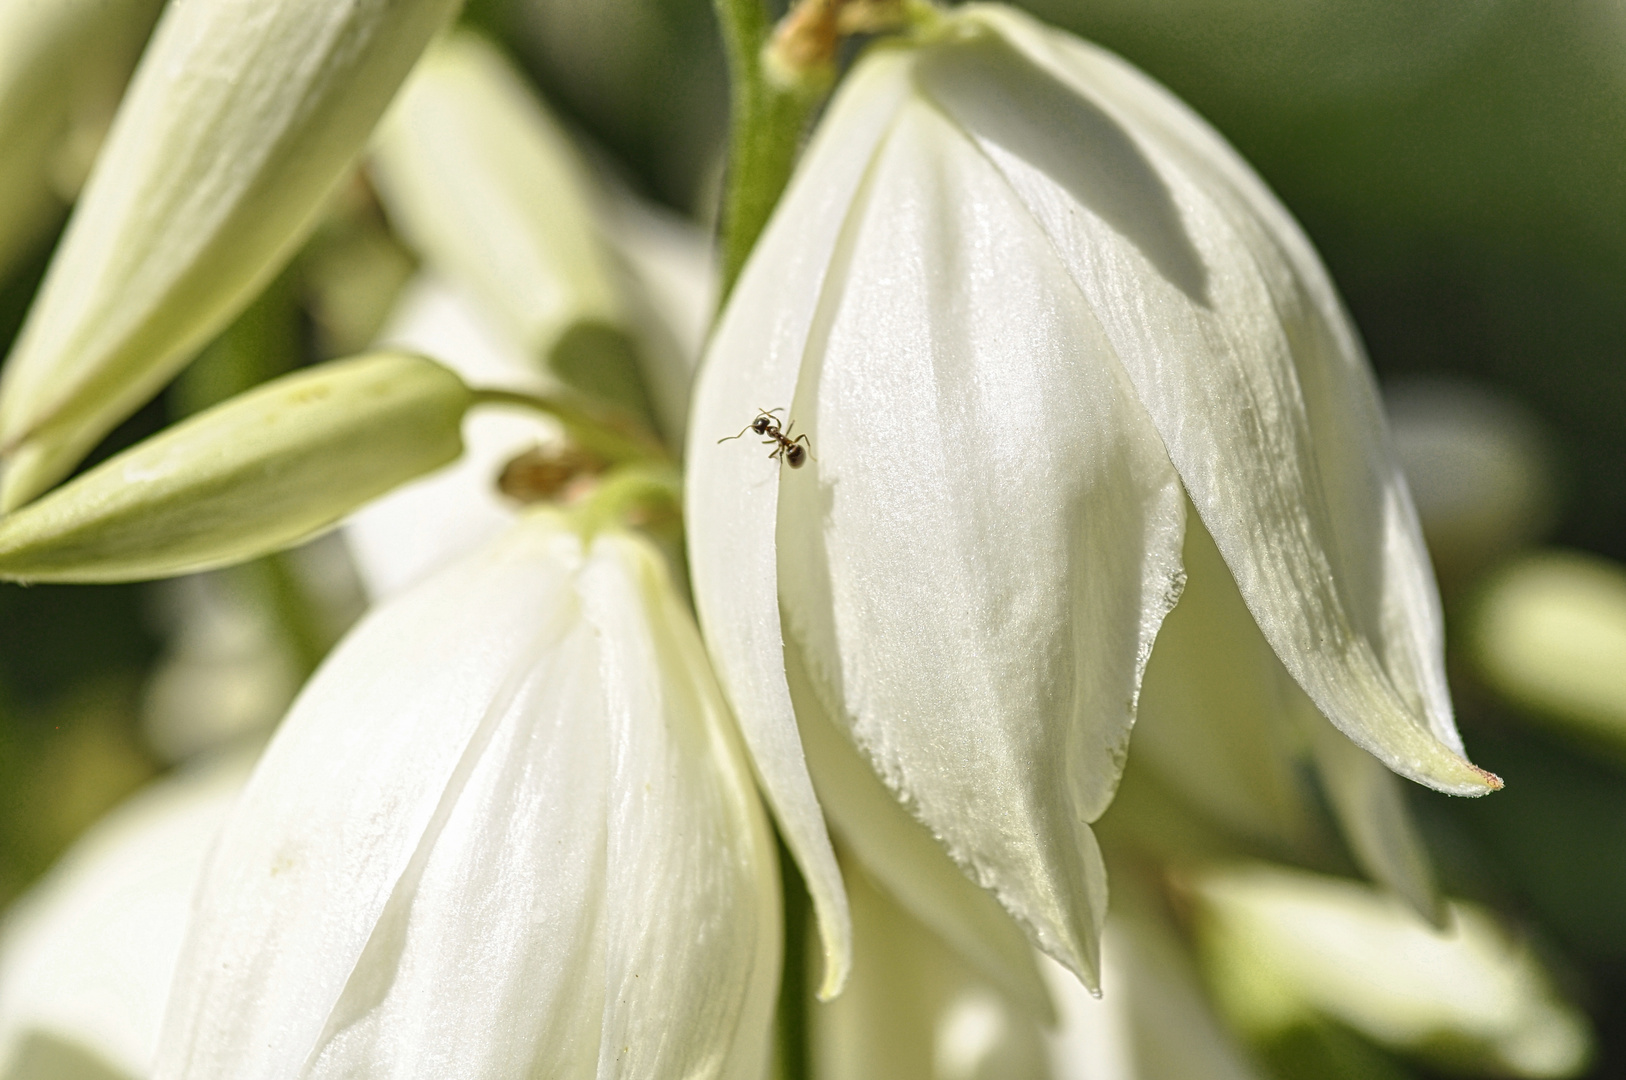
left=154, top=513, right=780, bottom=1079
left=685, top=2, right=1497, bottom=995
left=0, top=749, right=254, bottom=1080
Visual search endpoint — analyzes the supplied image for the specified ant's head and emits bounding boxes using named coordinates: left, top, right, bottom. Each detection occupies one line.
left=785, top=443, right=807, bottom=468
left=751, top=415, right=775, bottom=434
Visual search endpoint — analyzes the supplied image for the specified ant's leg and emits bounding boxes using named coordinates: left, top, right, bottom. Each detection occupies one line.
left=792, top=433, right=816, bottom=461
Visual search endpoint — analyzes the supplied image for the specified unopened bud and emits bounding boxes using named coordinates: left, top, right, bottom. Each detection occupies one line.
left=0, top=0, right=463, bottom=512
left=370, top=32, right=656, bottom=428
left=0, top=353, right=471, bottom=583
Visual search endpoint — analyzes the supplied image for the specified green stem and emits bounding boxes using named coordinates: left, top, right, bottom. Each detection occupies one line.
left=712, top=0, right=825, bottom=302
left=469, top=388, right=666, bottom=467
left=257, top=552, right=335, bottom=677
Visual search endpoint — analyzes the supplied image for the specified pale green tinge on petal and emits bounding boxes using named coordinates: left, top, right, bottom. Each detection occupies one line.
left=812, top=856, right=1049, bottom=1080
left=1194, top=865, right=1594, bottom=1079
left=155, top=515, right=778, bottom=1080
left=0, top=0, right=463, bottom=511
left=370, top=31, right=690, bottom=437
left=686, top=50, right=925, bottom=1001
left=772, top=88, right=1185, bottom=990
left=0, top=749, right=256, bottom=1080
left=0, top=0, right=162, bottom=281
left=1469, top=551, right=1626, bottom=762
left=920, top=7, right=1495, bottom=796
left=0, top=353, right=471, bottom=584
left=787, top=640, right=1053, bottom=1021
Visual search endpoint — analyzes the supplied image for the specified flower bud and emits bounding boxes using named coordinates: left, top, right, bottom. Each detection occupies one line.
left=370, top=31, right=675, bottom=434
left=1469, top=551, right=1626, bottom=759
left=0, top=353, right=471, bottom=583
left=0, top=0, right=463, bottom=511
left=1193, top=864, right=1593, bottom=1078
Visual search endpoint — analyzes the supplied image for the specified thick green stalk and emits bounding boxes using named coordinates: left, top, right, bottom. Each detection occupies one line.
left=711, top=0, right=823, bottom=302
left=468, top=388, right=667, bottom=466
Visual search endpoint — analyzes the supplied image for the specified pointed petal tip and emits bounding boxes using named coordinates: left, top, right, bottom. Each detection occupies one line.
left=813, top=907, right=853, bottom=1002
left=1410, top=751, right=1501, bottom=797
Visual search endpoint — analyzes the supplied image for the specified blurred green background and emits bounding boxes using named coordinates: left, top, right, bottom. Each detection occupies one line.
left=3, top=1, right=1626, bottom=1077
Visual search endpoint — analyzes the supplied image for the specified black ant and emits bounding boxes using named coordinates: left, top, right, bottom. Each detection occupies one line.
left=718, top=407, right=813, bottom=468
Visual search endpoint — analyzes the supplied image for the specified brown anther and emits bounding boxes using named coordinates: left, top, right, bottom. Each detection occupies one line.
left=497, top=443, right=606, bottom=505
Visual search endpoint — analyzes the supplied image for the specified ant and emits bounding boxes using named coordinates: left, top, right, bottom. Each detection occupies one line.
left=718, top=407, right=813, bottom=468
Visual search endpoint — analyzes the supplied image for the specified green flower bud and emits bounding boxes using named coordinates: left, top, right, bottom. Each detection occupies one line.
left=369, top=31, right=657, bottom=428
left=0, top=353, right=471, bottom=583
left=1469, top=550, right=1626, bottom=761
left=0, top=0, right=463, bottom=512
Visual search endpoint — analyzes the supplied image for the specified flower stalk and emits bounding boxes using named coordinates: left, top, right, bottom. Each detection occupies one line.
left=710, top=0, right=837, bottom=300
left=467, top=387, right=668, bottom=467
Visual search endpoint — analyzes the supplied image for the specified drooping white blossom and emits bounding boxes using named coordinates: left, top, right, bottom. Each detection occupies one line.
left=686, top=2, right=1497, bottom=995
left=155, top=513, right=780, bottom=1080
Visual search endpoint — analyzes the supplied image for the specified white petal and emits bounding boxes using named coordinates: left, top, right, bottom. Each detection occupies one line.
left=922, top=9, right=1494, bottom=795
left=1302, top=714, right=1444, bottom=927
left=604, top=194, right=718, bottom=445
left=370, top=32, right=665, bottom=430
left=1045, top=907, right=1266, bottom=1080
left=774, top=93, right=1185, bottom=988
left=786, top=639, right=1051, bottom=1020
left=581, top=534, right=780, bottom=1080
left=1132, top=509, right=1314, bottom=849
left=687, top=49, right=920, bottom=997
left=156, top=517, right=585, bottom=1078
left=813, top=857, right=1049, bottom=1080
left=0, top=751, right=253, bottom=1080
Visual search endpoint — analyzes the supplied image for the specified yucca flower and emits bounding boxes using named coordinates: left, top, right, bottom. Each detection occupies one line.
left=686, top=2, right=1499, bottom=996
left=155, top=512, right=780, bottom=1079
